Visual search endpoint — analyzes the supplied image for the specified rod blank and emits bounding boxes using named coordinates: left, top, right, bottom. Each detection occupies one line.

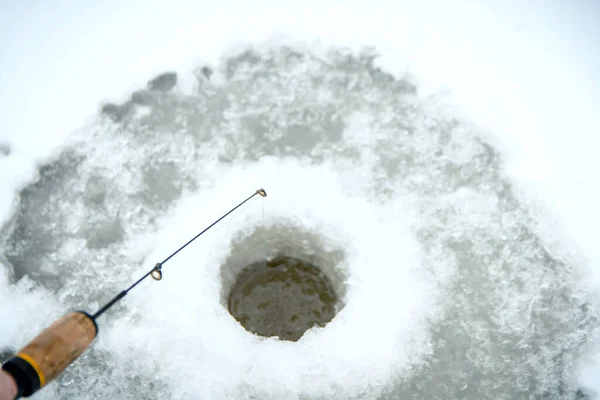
left=92, top=188, right=267, bottom=320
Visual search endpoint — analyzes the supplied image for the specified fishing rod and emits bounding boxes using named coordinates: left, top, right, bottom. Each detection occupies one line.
left=1, top=188, right=267, bottom=399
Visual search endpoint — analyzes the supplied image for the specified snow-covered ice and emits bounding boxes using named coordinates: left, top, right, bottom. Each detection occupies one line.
left=1, top=1, right=599, bottom=399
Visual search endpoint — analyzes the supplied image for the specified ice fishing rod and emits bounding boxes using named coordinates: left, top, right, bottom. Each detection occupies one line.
left=1, top=188, right=267, bottom=399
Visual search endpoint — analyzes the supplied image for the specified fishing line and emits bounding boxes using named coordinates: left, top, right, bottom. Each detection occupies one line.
left=205, top=195, right=261, bottom=239
left=91, top=188, right=267, bottom=320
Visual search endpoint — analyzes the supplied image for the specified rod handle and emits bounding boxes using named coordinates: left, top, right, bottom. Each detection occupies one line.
left=1, top=311, right=97, bottom=398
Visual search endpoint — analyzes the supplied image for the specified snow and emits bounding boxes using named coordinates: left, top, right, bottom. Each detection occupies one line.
left=100, top=160, right=434, bottom=399
left=0, top=0, right=599, bottom=398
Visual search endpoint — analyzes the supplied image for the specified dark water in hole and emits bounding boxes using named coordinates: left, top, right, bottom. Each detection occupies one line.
left=228, top=256, right=338, bottom=341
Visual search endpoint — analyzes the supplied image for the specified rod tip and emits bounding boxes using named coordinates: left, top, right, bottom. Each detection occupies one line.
left=256, top=188, right=267, bottom=197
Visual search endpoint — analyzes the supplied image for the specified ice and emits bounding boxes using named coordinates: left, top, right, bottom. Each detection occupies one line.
left=1, top=1, right=599, bottom=399
left=0, top=256, right=65, bottom=370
